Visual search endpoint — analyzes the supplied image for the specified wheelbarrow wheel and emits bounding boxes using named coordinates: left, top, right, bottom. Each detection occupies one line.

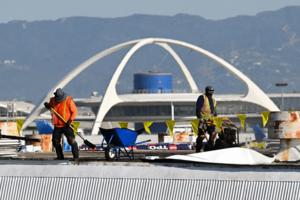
left=105, top=147, right=116, bottom=161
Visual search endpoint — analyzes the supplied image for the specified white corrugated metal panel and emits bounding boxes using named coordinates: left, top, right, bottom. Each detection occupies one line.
left=1, top=177, right=300, bottom=200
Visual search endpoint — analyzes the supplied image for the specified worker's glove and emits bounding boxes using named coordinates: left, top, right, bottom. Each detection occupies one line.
left=66, top=120, right=72, bottom=127
left=44, top=102, right=51, bottom=109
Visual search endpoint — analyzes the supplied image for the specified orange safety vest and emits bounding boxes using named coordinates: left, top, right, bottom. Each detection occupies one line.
left=49, top=96, right=77, bottom=127
left=201, top=95, right=217, bottom=119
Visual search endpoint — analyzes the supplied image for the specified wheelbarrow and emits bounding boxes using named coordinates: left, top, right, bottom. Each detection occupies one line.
left=99, top=128, right=150, bottom=161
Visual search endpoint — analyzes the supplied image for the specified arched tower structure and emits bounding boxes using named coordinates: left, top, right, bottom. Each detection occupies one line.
left=22, top=38, right=279, bottom=135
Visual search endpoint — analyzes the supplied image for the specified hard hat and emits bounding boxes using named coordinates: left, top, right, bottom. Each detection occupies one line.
left=205, top=85, right=214, bottom=95
left=54, top=88, right=66, bottom=102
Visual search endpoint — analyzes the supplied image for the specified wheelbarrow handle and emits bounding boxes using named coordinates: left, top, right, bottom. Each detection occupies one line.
left=135, top=139, right=151, bottom=145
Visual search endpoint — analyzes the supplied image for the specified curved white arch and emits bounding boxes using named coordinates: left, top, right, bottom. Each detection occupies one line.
left=155, top=42, right=198, bottom=93
left=22, top=37, right=279, bottom=134
left=90, top=38, right=279, bottom=135
left=90, top=40, right=198, bottom=135
left=22, top=38, right=199, bottom=131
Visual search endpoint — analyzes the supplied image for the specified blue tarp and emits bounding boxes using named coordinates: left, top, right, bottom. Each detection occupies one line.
left=35, top=120, right=53, bottom=134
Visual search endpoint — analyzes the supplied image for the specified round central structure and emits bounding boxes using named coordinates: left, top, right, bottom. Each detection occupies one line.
left=134, top=72, right=172, bottom=93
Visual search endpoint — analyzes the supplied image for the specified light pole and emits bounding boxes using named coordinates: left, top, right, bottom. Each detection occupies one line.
left=275, top=82, right=288, bottom=111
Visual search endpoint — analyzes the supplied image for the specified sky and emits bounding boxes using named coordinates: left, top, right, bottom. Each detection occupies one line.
left=1, top=0, right=300, bottom=23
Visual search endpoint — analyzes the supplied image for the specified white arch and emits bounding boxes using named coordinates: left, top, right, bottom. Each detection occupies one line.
left=22, top=37, right=279, bottom=134
left=22, top=38, right=199, bottom=131
left=90, top=38, right=279, bottom=135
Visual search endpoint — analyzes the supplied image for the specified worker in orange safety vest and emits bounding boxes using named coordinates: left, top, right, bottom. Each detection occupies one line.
left=44, top=88, right=79, bottom=161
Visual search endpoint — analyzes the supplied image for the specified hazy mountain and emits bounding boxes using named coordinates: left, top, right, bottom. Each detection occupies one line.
left=0, top=6, right=300, bottom=103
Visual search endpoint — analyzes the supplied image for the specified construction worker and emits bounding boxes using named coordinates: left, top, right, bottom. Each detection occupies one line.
left=195, top=85, right=217, bottom=152
left=44, top=88, right=79, bottom=162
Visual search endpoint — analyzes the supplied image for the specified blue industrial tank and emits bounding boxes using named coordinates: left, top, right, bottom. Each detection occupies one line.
left=133, top=72, right=172, bottom=133
left=133, top=72, right=172, bottom=93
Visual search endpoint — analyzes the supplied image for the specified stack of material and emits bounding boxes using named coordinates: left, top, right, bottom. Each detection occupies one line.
left=0, top=139, right=19, bottom=157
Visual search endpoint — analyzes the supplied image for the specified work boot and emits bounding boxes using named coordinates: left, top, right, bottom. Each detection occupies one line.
left=70, top=141, right=79, bottom=159
left=53, top=142, right=64, bottom=160
left=195, top=136, right=204, bottom=152
left=195, top=144, right=202, bottom=153
left=204, top=140, right=214, bottom=151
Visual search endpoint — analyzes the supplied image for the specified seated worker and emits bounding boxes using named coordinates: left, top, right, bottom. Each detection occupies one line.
left=195, top=86, right=217, bottom=152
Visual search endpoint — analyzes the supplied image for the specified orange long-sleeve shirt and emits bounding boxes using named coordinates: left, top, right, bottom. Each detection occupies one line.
left=49, top=96, right=77, bottom=128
